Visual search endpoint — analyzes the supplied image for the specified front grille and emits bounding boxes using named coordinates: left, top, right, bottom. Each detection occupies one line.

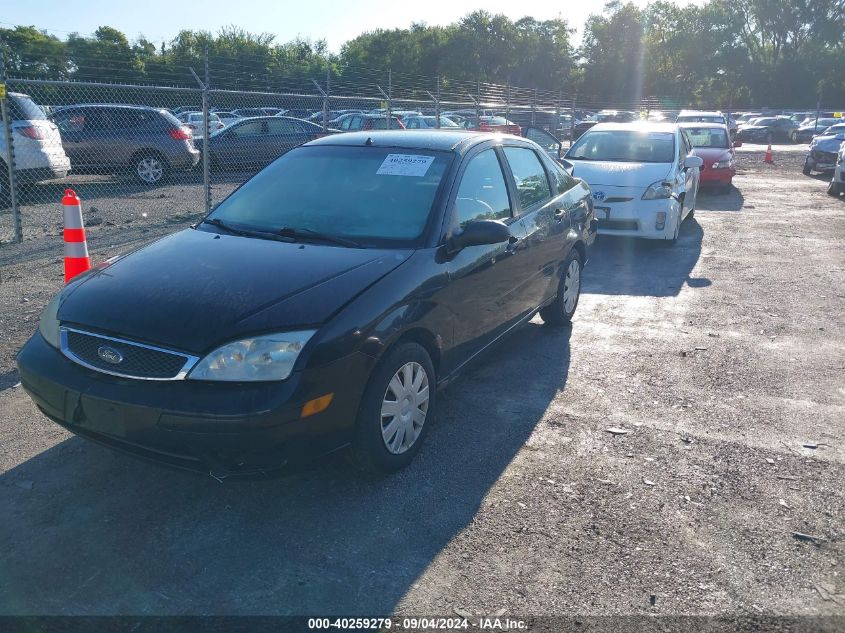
left=812, top=150, right=837, bottom=162
left=62, top=328, right=193, bottom=379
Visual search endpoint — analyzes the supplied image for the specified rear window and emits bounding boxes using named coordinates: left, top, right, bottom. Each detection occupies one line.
left=8, top=95, right=47, bottom=121
left=684, top=127, right=730, bottom=148
left=567, top=130, right=676, bottom=164
left=209, top=146, right=453, bottom=246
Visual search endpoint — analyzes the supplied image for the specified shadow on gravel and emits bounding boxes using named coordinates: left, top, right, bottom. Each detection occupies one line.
left=0, top=321, right=571, bottom=615
left=696, top=186, right=745, bottom=212
left=0, top=368, right=20, bottom=391
left=584, top=218, right=708, bottom=297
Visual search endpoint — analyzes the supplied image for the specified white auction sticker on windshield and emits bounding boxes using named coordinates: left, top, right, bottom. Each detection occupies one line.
left=377, top=154, right=435, bottom=177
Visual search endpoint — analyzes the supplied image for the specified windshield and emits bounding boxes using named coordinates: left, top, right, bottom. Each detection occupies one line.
left=821, top=125, right=845, bottom=135
left=566, top=129, right=675, bottom=163
left=208, top=146, right=453, bottom=246
left=684, top=127, right=730, bottom=149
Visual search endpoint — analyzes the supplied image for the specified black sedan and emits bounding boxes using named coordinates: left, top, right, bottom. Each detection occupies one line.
left=736, top=117, right=799, bottom=143
left=17, top=131, right=596, bottom=476
left=197, top=116, right=332, bottom=169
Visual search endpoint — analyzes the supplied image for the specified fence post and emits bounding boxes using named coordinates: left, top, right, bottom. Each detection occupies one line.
left=570, top=96, right=576, bottom=144
left=435, top=77, right=441, bottom=128
left=506, top=83, right=510, bottom=119
left=554, top=90, right=561, bottom=138
left=475, top=80, right=481, bottom=121
left=531, top=88, right=537, bottom=127
left=202, top=48, right=211, bottom=215
left=0, top=53, right=23, bottom=243
left=323, top=66, right=330, bottom=132
left=387, top=69, right=392, bottom=127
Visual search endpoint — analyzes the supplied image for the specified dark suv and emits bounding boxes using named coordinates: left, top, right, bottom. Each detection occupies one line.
left=49, top=104, right=200, bottom=184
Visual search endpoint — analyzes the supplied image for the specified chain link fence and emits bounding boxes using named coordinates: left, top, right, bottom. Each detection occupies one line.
left=1, top=54, right=837, bottom=244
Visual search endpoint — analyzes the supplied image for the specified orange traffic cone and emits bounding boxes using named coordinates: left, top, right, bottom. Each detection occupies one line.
left=764, top=143, right=774, bottom=164
left=62, top=189, right=91, bottom=283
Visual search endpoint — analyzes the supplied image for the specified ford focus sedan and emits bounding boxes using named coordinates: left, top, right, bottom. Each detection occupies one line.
left=17, top=131, right=596, bottom=477
left=563, top=122, right=703, bottom=243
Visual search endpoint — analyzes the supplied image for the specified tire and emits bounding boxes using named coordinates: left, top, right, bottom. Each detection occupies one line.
left=802, top=160, right=812, bottom=176
left=351, top=342, right=435, bottom=474
left=132, top=151, right=168, bottom=185
left=828, top=180, right=843, bottom=197
left=539, top=249, right=582, bottom=326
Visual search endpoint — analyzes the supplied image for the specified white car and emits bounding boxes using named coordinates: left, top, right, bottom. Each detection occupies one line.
left=1, top=92, right=71, bottom=201
left=177, top=111, right=225, bottom=138
left=563, top=122, right=703, bottom=243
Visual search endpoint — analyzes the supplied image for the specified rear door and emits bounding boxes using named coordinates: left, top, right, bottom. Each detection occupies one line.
left=501, top=145, right=564, bottom=309
left=264, top=118, right=309, bottom=161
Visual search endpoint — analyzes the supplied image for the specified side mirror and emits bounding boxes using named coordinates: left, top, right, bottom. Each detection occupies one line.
left=684, top=155, right=704, bottom=170
left=447, top=219, right=511, bottom=252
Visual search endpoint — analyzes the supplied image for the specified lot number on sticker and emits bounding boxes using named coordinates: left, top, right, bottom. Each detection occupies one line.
left=377, top=154, right=435, bottom=177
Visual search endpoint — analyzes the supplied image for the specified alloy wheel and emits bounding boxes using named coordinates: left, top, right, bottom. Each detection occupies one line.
left=137, top=157, right=164, bottom=184
left=380, top=361, right=429, bottom=455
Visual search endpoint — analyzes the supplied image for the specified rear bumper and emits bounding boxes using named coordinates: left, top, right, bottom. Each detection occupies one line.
left=16, top=332, right=374, bottom=476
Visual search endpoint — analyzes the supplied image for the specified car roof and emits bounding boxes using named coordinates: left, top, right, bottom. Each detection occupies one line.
left=305, top=130, right=512, bottom=152
left=678, top=110, right=723, bottom=116
left=677, top=121, right=729, bottom=130
left=52, top=103, right=166, bottom=113
left=588, top=122, right=679, bottom=134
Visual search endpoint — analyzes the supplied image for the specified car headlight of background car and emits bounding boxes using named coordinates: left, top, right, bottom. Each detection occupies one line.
left=188, top=330, right=316, bottom=381
left=642, top=181, right=673, bottom=200
left=711, top=160, right=733, bottom=170
left=38, top=294, right=61, bottom=349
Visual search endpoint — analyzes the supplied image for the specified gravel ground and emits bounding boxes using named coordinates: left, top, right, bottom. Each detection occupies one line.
left=0, top=148, right=843, bottom=628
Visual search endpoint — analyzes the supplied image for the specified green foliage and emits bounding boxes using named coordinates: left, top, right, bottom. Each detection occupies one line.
left=1, top=0, right=843, bottom=107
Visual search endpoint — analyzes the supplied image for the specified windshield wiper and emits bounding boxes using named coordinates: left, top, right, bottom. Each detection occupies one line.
left=276, top=227, right=363, bottom=248
left=203, top=217, right=295, bottom=243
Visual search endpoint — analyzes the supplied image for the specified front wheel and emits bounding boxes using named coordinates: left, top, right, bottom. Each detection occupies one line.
left=352, top=342, right=435, bottom=474
left=540, top=250, right=582, bottom=326
left=802, top=160, right=812, bottom=176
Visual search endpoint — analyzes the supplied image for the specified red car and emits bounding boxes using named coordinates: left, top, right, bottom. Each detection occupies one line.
left=462, top=115, right=522, bottom=136
left=680, top=123, right=739, bottom=194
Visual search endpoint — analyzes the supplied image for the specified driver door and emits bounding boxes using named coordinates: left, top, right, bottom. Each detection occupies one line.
left=439, top=146, right=529, bottom=374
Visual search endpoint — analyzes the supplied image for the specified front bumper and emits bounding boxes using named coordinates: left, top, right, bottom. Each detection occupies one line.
left=593, top=193, right=681, bottom=240
left=16, top=333, right=374, bottom=476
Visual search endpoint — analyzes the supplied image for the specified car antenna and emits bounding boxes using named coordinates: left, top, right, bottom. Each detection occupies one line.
left=365, top=137, right=374, bottom=146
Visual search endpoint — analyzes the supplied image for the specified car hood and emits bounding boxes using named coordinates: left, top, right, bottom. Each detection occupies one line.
left=59, top=229, right=412, bottom=354
left=694, top=148, right=732, bottom=163
left=810, top=137, right=845, bottom=153
left=567, top=160, right=672, bottom=188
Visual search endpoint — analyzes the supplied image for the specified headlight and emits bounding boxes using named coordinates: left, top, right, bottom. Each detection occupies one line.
left=188, top=331, right=316, bottom=382
left=642, top=181, right=672, bottom=200
left=38, top=293, right=61, bottom=349
left=712, top=160, right=733, bottom=170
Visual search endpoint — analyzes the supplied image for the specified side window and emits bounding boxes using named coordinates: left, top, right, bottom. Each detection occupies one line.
left=503, top=147, right=552, bottom=210
left=453, top=149, right=512, bottom=230
left=54, top=110, right=86, bottom=132
left=230, top=120, right=264, bottom=138
left=349, top=116, right=364, bottom=130
left=540, top=153, right=576, bottom=195
left=266, top=118, right=301, bottom=134
left=86, top=109, right=114, bottom=131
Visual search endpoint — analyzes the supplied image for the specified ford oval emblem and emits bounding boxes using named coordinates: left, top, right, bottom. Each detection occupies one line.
left=593, top=191, right=606, bottom=202
left=97, top=346, right=123, bottom=365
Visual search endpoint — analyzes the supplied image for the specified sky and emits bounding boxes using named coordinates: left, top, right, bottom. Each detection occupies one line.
left=1, top=0, right=704, bottom=51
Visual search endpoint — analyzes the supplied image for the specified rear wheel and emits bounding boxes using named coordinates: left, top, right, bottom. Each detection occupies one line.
left=133, top=152, right=168, bottom=185
left=352, top=342, right=435, bottom=474
left=540, top=250, right=582, bottom=326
